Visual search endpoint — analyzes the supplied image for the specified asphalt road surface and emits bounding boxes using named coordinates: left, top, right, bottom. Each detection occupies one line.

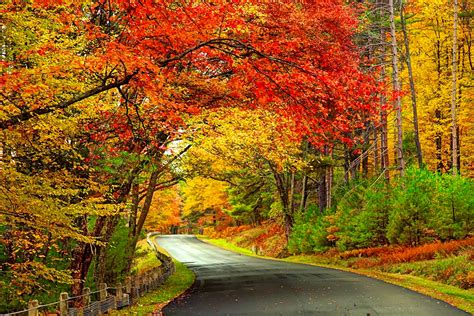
left=156, top=235, right=468, bottom=316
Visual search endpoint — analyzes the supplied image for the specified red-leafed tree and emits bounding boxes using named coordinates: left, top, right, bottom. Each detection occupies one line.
left=1, top=0, right=378, bottom=143
left=1, top=0, right=380, bottom=301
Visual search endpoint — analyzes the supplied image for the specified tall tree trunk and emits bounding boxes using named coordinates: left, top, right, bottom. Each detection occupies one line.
left=379, top=4, right=390, bottom=183
left=318, top=170, right=327, bottom=214
left=326, top=165, right=333, bottom=209
left=94, top=214, right=120, bottom=286
left=451, top=0, right=459, bottom=174
left=289, top=171, right=296, bottom=214
left=389, top=0, right=405, bottom=176
left=269, top=165, right=293, bottom=242
left=123, top=169, right=160, bottom=275
left=344, top=144, right=350, bottom=183
left=299, top=174, right=308, bottom=213
left=70, top=216, right=107, bottom=301
left=435, top=35, right=444, bottom=172
left=400, top=1, right=423, bottom=168
left=373, top=126, right=379, bottom=172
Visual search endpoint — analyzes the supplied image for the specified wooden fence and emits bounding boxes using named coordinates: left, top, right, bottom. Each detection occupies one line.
left=2, top=235, right=174, bottom=316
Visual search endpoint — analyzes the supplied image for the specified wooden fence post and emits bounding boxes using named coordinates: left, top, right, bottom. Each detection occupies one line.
left=59, top=292, right=69, bottom=316
left=28, top=300, right=38, bottom=316
left=115, top=282, right=123, bottom=308
left=76, top=307, right=84, bottom=316
left=125, top=276, right=132, bottom=295
left=83, top=287, right=91, bottom=306
left=134, top=277, right=141, bottom=298
left=117, top=282, right=123, bottom=300
left=99, top=283, right=107, bottom=301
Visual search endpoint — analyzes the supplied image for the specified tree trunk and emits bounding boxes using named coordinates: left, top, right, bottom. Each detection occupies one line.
left=318, top=170, right=327, bottom=214
left=94, top=214, right=120, bottom=286
left=326, top=165, right=333, bottom=209
left=389, top=0, right=405, bottom=176
left=299, top=174, right=308, bottom=213
left=435, top=36, right=444, bottom=172
left=289, top=171, right=296, bottom=214
left=451, top=0, right=459, bottom=174
left=400, top=1, right=423, bottom=168
left=373, top=126, right=379, bottom=172
left=123, top=169, right=160, bottom=275
left=379, top=9, right=390, bottom=183
left=269, top=164, right=293, bottom=242
left=70, top=216, right=107, bottom=301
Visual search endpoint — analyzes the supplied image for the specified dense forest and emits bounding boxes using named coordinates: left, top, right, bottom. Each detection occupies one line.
left=0, top=0, right=472, bottom=312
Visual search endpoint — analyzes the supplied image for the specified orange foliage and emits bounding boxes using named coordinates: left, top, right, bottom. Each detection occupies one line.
left=206, top=225, right=252, bottom=239
left=254, top=223, right=285, bottom=249
left=349, top=238, right=474, bottom=269
left=145, top=187, right=182, bottom=233
left=204, top=222, right=286, bottom=257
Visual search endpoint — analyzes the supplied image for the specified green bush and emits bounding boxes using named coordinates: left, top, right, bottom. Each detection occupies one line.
left=288, top=205, right=332, bottom=254
left=387, top=168, right=473, bottom=245
left=335, top=180, right=391, bottom=251
left=288, top=168, right=472, bottom=254
left=387, top=167, right=438, bottom=245
left=433, top=173, right=473, bottom=240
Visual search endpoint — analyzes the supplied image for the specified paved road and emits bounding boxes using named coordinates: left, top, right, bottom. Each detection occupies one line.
left=156, top=235, right=468, bottom=316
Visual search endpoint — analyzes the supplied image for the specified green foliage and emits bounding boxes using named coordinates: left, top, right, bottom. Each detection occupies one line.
left=435, top=174, right=473, bottom=240
left=334, top=180, right=391, bottom=251
left=387, top=168, right=438, bottom=245
left=111, top=260, right=194, bottom=315
left=288, top=205, right=333, bottom=254
left=382, top=254, right=473, bottom=289
left=290, top=168, right=472, bottom=254
left=99, top=219, right=131, bottom=283
left=227, top=178, right=275, bottom=225
left=388, top=168, right=473, bottom=245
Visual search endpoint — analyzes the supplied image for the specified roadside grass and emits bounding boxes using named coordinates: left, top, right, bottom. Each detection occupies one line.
left=112, top=259, right=194, bottom=315
left=199, top=236, right=474, bottom=314
left=112, top=237, right=195, bottom=315
left=198, top=236, right=255, bottom=257
left=131, top=239, right=162, bottom=274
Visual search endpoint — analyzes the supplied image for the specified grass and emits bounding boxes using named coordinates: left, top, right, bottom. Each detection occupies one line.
left=131, top=239, right=162, bottom=274
left=198, top=236, right=256, bottom=257
left=112, top=237, right=195, bottom=315
left=112, top=259, right=195, bottom=315
left=199, top=236, right=474, bottom=314
left=380, top=254, right=473, bottom=289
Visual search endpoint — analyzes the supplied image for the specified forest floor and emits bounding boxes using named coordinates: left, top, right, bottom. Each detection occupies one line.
left=199, top=229, right=474, bottom=314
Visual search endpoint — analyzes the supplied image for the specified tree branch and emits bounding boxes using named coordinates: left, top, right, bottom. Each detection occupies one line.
left=0, top=71, right=138, bottom=130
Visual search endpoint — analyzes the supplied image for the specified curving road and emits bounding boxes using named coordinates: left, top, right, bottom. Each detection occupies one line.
left=156, top=235, right=468, bottom=316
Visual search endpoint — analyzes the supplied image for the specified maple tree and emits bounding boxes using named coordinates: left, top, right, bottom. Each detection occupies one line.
left=181, top=108, right=342, bottom=240
left=1, top=0, right=428, bottom=310
left=144, top=186, right=182, bottom=234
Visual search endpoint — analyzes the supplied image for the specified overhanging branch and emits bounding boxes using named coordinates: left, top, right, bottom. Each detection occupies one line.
left=0, top=71, right=137, bottom=130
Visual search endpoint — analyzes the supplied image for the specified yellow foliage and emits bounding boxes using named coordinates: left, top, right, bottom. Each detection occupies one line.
left=397, top=0, right=473, bottom=176
left=182, top=177, right=230, bottom=217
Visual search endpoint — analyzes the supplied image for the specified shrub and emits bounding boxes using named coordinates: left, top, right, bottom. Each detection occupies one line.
left=387, top=167, right=439, bottom=245
left=288, top=205, right=333, bottom=254
left=432, top=174, right=473, bottom=240
left=333, top=179, right=391, bottom=251
left=349, top=238, right=474, bottom=268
